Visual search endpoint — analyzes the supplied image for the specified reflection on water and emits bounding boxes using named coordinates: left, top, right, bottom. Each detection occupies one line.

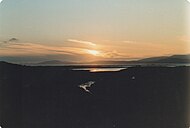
left=71, top=63, right=190, bottom=72
left=72, top=68, right=126, bottom=72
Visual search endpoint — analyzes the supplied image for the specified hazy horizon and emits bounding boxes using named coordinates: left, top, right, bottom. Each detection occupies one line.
left=0, top=0, right=190, bottom=63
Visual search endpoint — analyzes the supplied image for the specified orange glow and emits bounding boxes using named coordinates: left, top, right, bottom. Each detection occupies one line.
left=86, top=50, right=101, bottom=56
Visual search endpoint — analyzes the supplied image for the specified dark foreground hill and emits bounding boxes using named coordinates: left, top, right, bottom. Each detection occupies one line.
left=0, top=62, right=189, bottom=128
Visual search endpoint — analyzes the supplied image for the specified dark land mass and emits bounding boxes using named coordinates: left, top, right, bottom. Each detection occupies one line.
left=0, top=61, right=189, bottom=128
left=138, top=55, right=190, bottom=63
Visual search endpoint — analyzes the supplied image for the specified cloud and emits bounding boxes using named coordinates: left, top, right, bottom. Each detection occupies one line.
left=99, top=40, right=186, bottom=59
left=0, top=41, right=102, bottom=59
left=0, top=40, right=130, bottom=62
left=67, top=39, right=96, bottom=46
left=0, top=41, right=101, bottom=62
left=101, top=50, right=126, bottom=59
left=123, top=40, right=135, bottom=44
left=0, top=38, right=19, bottom=44
left=9, top=38, right=19, bottom=42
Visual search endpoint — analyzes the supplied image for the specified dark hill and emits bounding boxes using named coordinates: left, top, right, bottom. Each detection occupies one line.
left=138, top=54, right=190, bottom=63
left=0, top=62, right=189, bottom=128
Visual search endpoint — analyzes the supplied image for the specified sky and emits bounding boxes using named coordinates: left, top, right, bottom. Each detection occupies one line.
left=0, top=0, right=189, bottom=63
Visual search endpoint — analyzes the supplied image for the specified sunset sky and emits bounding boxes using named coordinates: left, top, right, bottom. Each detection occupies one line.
left=0, top=0, right=189, bottom=63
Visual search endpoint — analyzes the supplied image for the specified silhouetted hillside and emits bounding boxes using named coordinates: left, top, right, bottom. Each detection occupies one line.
left=0, top=62, right=189, bottom=128
left=139, top=54, right=190, bottom=63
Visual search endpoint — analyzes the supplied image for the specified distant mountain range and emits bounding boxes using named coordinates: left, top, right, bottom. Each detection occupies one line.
left=138, top=55, right=190, bottom=63
left=32, top=54, right=190, bottom=66
left=0, top=54, right=189, bottom=66
left=37, top=60, right=76, bottom=65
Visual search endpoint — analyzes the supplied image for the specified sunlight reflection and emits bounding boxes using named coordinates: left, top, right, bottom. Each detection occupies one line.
left=73, top=68, right=126, bottom=72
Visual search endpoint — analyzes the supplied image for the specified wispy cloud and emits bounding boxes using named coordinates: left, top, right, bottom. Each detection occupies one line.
left=9, top=38, right=19, bottom=42
left=101, top=50, right=125, bottom=58
left=67, top=39, right=96, bottom=46
left=0, top=42, right=91, bottom=57
left=98, top=40, right=189, bottom=59
left=123, top=40, right=135, bottom=44
left=0, top=40, right=129, bottom=62
left=1, top=38, right=19, bottom=43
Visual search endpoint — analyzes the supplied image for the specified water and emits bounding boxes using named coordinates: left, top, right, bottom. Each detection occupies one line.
left=72, top=68, right=127, bottom=72
left=71, top=63, right=190, bottom=72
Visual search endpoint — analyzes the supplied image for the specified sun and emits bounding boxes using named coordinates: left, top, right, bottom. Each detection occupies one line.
left=87, top=50, right=100, bottom=56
